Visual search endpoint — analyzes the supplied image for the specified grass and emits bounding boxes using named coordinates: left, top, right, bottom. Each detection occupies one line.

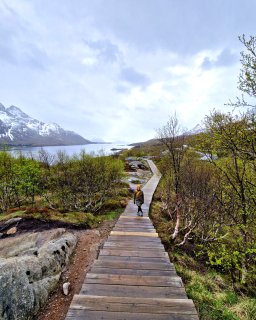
left=130, top=179, right=141, bottom=184
left=0, top=207, right=124, bottom=229
left=0, top=210, right=26, bottom=222
left=0, top=188, right=128, bottom=229
left=0, top=182, right=130, bottom=228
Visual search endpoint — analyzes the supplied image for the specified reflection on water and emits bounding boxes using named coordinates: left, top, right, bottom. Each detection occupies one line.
left=5, top=143, right=132, bottom=158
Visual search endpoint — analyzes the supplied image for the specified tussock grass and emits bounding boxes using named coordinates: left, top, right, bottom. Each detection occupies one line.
left=231, top=299, right=256, bottom=320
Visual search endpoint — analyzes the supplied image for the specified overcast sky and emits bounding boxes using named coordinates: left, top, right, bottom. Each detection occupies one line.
left=0, top=0, right=255, bottom=143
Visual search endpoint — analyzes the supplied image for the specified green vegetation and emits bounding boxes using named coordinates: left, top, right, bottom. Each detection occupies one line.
left=0, top=149, right=129, bottom=226
left=151, top=194, right=256, bottom=320
left=150, top=35, right=256, bottom=319
left=120, top=143, right=162, bottom=159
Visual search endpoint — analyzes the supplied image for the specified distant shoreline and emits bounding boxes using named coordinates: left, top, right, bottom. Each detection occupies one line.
left=0, top=142, right=112, bottom=149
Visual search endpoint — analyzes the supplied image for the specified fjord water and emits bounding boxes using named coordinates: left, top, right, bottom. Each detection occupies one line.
left=8, top=143, right=131, bottom=158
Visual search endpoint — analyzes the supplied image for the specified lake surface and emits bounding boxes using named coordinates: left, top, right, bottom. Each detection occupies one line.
left=7, top=143, right=132, bottom=158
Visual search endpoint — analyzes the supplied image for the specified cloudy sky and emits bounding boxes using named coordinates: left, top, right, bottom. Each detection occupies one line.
left=0, top=0, right=255, bottom=143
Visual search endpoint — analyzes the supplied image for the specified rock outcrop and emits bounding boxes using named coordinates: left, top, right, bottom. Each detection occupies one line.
left=0, top=229, right=77, bottom=320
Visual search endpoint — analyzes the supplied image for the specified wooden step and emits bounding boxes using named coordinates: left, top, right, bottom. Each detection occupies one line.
left=107, top=235, right=161, bottom=242
left=111, top=231, right=158, bottom=237
left=97, top=256, right=170, bottom=264
left=80, top=283, right=188, bottom=298
left=103, top=243, right=165, bottom=250
left=66, top=309, right=199, bottom=320
left=99, top=249, right=168, bottom=258
left=119, top=216, right=151, bottom=220
left=68, top=295, right=198, bottom=315
left=113, top=228, right=157, bottom=233
left=85, top=273, right=183, bottom=287
left=89, top=267, right=177, bottom=276
left=94, top=260, right=172, bottom=270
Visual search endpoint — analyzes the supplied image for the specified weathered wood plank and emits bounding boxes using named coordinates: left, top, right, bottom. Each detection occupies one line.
left=66, top=310, right=199, bottom=320
left=94, top=260, right=172, bottom=270
left=102, top=247, right=165, bottom=252
left=115, top=221, right=153, bottom=225
left=115, top=220, right=154, bottom=224
left=115, top=221, right=154, bottom=225
left=69, top=295, right=198, bottom=315
left=113, top=226, right=155, bottom=229
left=111, top=231, right=158, bottom=237
left=89, top=267, right=177, bottom=276
left=97, top=256, right=170, bottom=264
left=113, top=228, right=157, bottom=233
left=107, top=235, right=161, bottom=242
left=119, top=216, right=151, bottom=220
left=80, top=283, right=187, bottom=298
left=103, top=242, right=165, bottom=250
left=85, top=273, right=183, bottom=287
left=99, top=249, right=168, bottom=258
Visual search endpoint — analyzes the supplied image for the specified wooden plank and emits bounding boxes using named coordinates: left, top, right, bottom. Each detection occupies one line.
left=85, top=274, right=183, bottom=287
left=103, top=242, right=165, bottom=250
left=94, top=260, right=172, bottom=270
left=97, top=256, right=170, bottom=264
left=119, top=216, right=151, bottom=220
left=111, top=231, right=158, bottom=237
left=99, top=249, right=168, bottom=258
left=113, top=228, right=157, bottom=233
left=104, top=243, right=163, bottom=249
left=115, top=221, right=153, bottom=224
left=69, top=295, right=198, bottom=315
left=114, top=227, right=155, bottom=230
left=66, top=309, right=199, bottom=320
left=89, top=267, right=177, bottom=276
left=103, top=246, right=165, bottom=252
left=115, top=220, right=154, bottom=224
left=114, top=225, right=155, bottom=229
left=115, top=220, right=154, bottom=228
left=80, top=283, right=188, bottom=298
left=107, top=235, right=161, bottom=242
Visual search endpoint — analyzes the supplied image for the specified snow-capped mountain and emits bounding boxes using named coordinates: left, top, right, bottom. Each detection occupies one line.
left=184, top=124, right=205, bottom=136
left=0, top=103, right=91, bottom=146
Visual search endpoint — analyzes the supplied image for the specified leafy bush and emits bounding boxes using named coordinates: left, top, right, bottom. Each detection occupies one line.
left=0, top=150, right=125, bottom=215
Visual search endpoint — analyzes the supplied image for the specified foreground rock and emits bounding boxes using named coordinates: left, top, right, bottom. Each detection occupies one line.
left=0, top=228, right=77, bottom=320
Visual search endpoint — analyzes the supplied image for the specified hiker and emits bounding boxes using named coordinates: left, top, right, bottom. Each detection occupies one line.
left=134, top=184, right=144, bottom=216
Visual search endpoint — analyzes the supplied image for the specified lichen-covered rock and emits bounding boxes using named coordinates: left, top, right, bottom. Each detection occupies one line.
left=0, top=229, right=77, bottom=320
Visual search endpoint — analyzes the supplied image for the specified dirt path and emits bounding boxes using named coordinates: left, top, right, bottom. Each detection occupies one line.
left=35, top=219, right=117, bottom=320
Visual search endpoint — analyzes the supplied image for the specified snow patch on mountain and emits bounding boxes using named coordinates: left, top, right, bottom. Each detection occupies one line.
left=0, top=103, right=91, bottom=146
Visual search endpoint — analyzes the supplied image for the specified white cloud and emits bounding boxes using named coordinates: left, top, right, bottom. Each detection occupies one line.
left=0, top=0, right=254, bottom=143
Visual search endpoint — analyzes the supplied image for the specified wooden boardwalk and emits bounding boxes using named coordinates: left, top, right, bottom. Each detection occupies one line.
left=66, top=160, right=199, bottom=319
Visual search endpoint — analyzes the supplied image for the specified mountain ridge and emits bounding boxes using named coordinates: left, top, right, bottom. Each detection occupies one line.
left=0, top=103, right=91, bottom=146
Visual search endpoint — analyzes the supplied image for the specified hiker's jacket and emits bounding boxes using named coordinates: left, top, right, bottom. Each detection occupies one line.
left=134, top=190, right=144, bottom=206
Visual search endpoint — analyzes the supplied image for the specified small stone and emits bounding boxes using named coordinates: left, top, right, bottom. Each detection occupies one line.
left=63, top=282, right=71, bottom=295
left=6, top=227, right=17, bottom=235
left=0, top=233, right=4, bottom=239
left=91, top=230, right=100, bottom=237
